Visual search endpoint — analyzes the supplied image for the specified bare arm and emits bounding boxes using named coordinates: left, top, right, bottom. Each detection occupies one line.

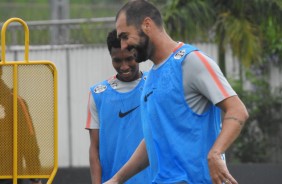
left=208, top=95, right=249, bottom=184
left=104, top=139, right=149, bottom=184
left=89, top=129, right=102, bottom=184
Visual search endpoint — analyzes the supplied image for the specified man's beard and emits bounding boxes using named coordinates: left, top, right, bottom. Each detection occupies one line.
left=128, top=30, right=150, bottom=63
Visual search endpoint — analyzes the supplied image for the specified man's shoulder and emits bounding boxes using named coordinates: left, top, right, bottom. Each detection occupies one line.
left=171, top=43, right=199, bottom=62
left=90, top=76, right=115, bottom=94
left=91, top=83, right=108, bottom=94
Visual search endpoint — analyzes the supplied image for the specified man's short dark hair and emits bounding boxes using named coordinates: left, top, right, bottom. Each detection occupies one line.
left=106, top=29, right=121, bottom=53
left=116, top=0, right=163, bottom=29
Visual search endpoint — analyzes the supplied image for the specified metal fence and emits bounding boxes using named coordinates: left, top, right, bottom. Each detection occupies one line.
left=0, top=17, right=115, bottom=45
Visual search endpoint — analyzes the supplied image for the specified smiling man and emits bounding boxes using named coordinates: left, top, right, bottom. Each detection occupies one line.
left=85, top=29, right=150, bottom=184
left=104, top=1, right=249, bottom=184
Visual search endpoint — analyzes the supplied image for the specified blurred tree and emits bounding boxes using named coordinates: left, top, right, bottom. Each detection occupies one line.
left=163, top=0, right=214, bottom=42
left=229, top=69, right=282, bottom=163
left=163, top=0, right=282, bottom=77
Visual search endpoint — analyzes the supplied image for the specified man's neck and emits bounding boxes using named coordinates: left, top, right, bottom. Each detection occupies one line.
left=152, top=39, right=181, bottom=65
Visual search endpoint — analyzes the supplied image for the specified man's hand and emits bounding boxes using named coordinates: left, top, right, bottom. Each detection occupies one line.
left=208, top=151, right=238, bottom=184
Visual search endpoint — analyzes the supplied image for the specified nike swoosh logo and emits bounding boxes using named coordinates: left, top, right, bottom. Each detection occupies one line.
left=119, top=105, right=140, bottom=118
left=144, top=91, right=153, bottom=102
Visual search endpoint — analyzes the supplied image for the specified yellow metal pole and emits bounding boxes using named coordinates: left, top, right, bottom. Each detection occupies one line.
left=13, top=65, right=18, bottom=184
left=47, top=66, right=58, bottom=184
left=1, top=17, right=30, bottom=184
left=1, top=17, right=29, bottom=62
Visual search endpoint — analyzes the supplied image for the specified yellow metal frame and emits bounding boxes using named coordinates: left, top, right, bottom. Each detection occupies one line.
left=0, top=18, right=58, bottom=184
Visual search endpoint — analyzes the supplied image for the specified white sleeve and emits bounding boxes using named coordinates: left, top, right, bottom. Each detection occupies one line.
left=85, top=92, right=100, bottom=129
left=183, top=51, right=237, bottom=113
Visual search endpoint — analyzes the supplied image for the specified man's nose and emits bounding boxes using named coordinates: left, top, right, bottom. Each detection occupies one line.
left=120, top=61, right=130, bottom=70
left=120, top=40, right=128, bottom=50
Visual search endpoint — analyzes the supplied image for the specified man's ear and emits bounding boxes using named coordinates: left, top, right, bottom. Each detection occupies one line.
left=142, top=17, right=151, bottom=33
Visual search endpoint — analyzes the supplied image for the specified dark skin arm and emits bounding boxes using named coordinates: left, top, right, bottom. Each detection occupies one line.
left=89, top=129, right=102, bottom=184
left=103, top=139, right=149, bottom=184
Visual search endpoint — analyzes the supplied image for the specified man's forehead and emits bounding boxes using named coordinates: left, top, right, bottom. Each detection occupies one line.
left=116, top=12, right=127, bottom=35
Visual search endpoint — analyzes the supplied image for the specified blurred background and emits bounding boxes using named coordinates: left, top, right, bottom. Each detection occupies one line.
left=1, top=0, right=282, bottom=183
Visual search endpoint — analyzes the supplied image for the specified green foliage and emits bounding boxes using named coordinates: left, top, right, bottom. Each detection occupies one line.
left=69, top=4, right=120, bottom=19
left=68, top=24, right=113, bottom=44
left=228, top=70, right=282, bottom=163
left=262, top=18, right=282, bottom=67
left=0, top=3, right=50, bottom=21
left=0, top=1, right=120, bottom=21
left=163, top=0, right=214, bottom=42
left=0, top=1, right=119, bottom=45
left=163, top=0, right=282, bottom=75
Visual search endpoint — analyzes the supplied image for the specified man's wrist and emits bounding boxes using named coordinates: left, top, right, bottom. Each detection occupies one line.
left=208, top=149, right=222, bottom=161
